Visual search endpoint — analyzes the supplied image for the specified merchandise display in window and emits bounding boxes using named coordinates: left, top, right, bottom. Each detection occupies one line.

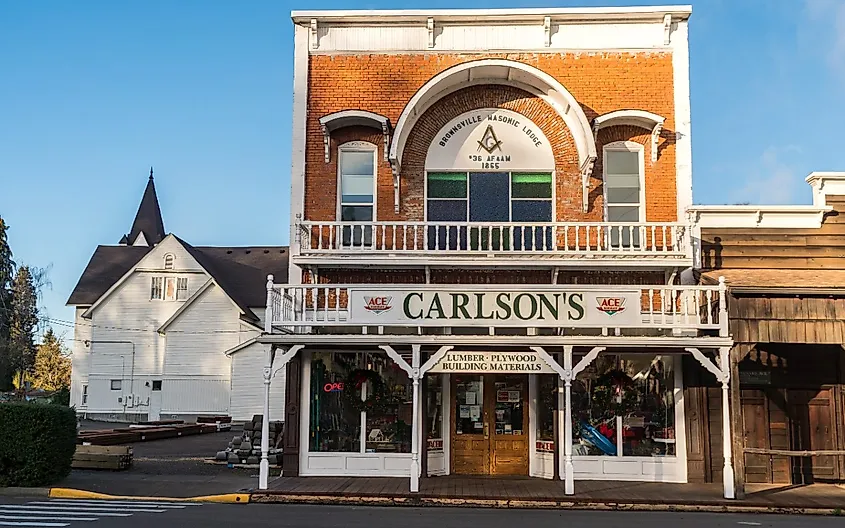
left=536, top=375, right=557, bottom=452
left=309, top=352, right=362, bottom=453
left=572, top=354, right=675, bottom=457
left=426, top=375, right=444, bottom=451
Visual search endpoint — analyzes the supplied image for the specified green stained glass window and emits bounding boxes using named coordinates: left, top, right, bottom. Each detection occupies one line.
left=427, top=172, right=468, bottom=199
left=512, top=172, right=552, bottom=198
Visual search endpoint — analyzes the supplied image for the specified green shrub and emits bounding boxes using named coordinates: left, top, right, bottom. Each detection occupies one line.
left=0, top=402, right=77, bottom=487
left=50, top=388, right=70, bottom=407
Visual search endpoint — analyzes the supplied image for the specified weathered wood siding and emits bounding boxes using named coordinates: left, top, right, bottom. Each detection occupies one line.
left=728, top=297, right=845, bottom=345
left=701, top=196, right=845, bottom=270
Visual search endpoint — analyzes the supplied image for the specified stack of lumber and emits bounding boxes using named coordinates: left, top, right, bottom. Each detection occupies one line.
left=214, top=415, right=283, bottom=466
left=197, top=415, right=233, bottom=432
left=78, top=422, right=217, bottom=445
left=72, top=445, right=133, bottom=470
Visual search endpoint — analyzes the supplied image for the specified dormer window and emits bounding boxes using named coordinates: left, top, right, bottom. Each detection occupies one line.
left=163, top=254, right=175, bottom=270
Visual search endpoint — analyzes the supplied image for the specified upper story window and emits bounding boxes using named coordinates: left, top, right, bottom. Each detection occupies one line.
left=151, top=276, right=188, bottom=301
left=603, top=141, right=644, bottom=247
left=163, top=254, right=175, bottom=269
left=338, top=142, right=376, bottom=246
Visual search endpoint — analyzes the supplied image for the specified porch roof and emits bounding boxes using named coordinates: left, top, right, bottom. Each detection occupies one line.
left=702, top=269, right=845, bottom=294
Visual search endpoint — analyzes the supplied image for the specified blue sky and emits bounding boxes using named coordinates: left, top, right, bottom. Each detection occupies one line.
left=1, top=0, right=843, bottom=341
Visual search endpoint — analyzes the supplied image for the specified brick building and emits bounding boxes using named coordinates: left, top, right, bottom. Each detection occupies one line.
left=255, top=5, right=737, bottom=498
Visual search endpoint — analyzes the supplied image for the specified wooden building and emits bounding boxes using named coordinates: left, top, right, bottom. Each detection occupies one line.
left=691, top=172, right=845, bottom=490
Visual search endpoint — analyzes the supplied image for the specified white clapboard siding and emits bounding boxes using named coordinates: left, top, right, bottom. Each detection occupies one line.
left=229, top=344, right=286, bottom=422
left=160, top=377, right=230, bottom=415
left=163, top=284, right=239, bottom=378
left=70, top=307, right=93, bottom=409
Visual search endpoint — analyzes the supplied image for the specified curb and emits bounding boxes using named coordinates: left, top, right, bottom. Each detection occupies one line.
left=0, top=487, right=51, bottom=498
left=249, top=493, right=844, bottom=516
left=48, top=488, right=250, bottom=504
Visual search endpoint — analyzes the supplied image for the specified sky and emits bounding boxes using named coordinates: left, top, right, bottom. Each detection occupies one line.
left=1, top=0, right=844, bottom=342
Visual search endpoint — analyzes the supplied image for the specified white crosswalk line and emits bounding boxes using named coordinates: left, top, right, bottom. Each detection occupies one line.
left=0, top=517, right=95, bottom=522
left=0, top=522, right=69, bottom=527
left=0, top=511, right=129, bottom=518
left=32, top=502, right=185, bottom=510
left=48, top=499, right=195, bottom=508
left=0, top=506, right=164, bottom=514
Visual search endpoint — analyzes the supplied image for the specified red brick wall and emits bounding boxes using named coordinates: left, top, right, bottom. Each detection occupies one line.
left=304, top=52, right=677, bottom=223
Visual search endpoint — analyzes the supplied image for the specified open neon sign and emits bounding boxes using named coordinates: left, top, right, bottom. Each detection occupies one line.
left=323, top=382, right=344, bottom=393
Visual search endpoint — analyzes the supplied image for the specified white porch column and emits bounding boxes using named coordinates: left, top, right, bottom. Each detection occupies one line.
left=259, top=345, right=277, bottom=490
left=410, top=345, right=422, bottom=493
left=720, top=347, right=735, bottom=499
left=562, top=345, right=574, bottom=495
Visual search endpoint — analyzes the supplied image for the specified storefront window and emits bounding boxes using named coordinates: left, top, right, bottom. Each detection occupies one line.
left=309, top=352, right=362, bottom=452
left=426, top=375, right=443, bottom=450
left=536, top=375, right=557, bottom=452
left=571, top=354, right=675, bottom=457
left=364, top=354, right=412, bottom=453
left=455, top=376, right=483, bottom=435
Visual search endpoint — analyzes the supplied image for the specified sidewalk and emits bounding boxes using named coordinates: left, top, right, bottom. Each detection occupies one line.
left=250, top=476, right=845, bottom=513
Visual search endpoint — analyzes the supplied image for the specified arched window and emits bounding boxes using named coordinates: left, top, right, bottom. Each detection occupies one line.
left=163, top=254, right=175, bottom=270
left=603, top=141, right=645, bottom=247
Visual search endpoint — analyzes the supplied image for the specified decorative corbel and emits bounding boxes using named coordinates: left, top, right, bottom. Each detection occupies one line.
left=390, top=159, right=401, bottom=213
left=310, top=19, right=319, bottom=50
left=663, top=14, right=672, bottom=45
left=427, top=17, right=435, bottom=48
left=320, top=123, right=330, bottom=163
left=382, top=122, right=390, bottom=162
left=592, top=120, right=600, bottom=143
left=543, top=16, right=552, bottom=47
left=651, top=121, right=663, bottom=163
left=580, top=155, right=597, bottom=213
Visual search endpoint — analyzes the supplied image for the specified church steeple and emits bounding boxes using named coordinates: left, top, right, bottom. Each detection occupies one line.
left=120, top=167, right=166, bottom=246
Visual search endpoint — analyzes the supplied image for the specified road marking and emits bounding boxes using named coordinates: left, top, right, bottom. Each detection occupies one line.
left=0, top=522, right=69, bottom=527
left=737, top=523, right=762, bottom=526
left=31, top=501, right=186, bottom=509
left=0, top=511, right=130, bottom=518
left=3, top=504, right=167, bottom=514
left=0, top=517, right=95, bottom=522
left=48, top=499, right=196, bottom=507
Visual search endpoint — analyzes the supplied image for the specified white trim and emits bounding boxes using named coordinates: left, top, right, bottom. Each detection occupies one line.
left=289, top=22, right=309, bottom=291
left=603, top=141, right=646, bottom=223
left=593, top=110, right=665, bottom=163
left=390, top=59, right=597, bottom=188
left=672, top=19, right=693, bottom=227
left=292, top=6, right=693, bottom=24
left=320, top=110, right=391, bottom=163
left=224, top=337, right=259, bottom=357
left=806, top=171, right=845, bottom=207
left=688, top=204, right=831, bottom=229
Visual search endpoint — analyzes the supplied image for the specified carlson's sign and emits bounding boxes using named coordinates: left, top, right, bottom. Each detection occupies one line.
left=428, top=351, right=557, bottom=374
left=348, top=289, right=641, bottom=327
left=426, top=108, right=555, bottom=172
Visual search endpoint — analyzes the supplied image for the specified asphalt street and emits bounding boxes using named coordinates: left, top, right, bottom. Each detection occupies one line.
left=1, top=500, right=844, bottom=528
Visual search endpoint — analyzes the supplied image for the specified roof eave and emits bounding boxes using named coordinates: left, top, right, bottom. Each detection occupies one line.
left=291, top=6, right=692, bottom=25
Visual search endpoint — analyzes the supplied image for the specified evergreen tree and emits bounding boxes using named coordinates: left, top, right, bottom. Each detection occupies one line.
left=0, top=217, right=14, bottom=391
left=9, top=265, right=38, bottom=389
left=32, top=329, right=71, bottom=391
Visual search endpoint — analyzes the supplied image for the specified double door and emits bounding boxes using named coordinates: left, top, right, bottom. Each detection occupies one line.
left=451, top=374, right=529, bottom=476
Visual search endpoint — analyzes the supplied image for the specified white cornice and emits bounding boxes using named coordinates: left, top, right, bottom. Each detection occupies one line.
left=688, top=205, right=832, bottom=229
left=291, top=6, right=693, bottom=25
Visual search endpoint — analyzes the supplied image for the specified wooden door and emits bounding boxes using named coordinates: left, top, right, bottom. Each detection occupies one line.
left=490, top=375, right=529, bottom=475
left=452, top=375, right=489, bottom=475
left=790, top=388, right=838, bottom=482
left=451, top=374, right=529, bottom=476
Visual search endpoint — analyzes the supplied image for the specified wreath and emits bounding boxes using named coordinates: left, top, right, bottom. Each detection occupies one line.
left=343, top=369, right=397, bottom=414
left=591, top=369, right=639, bottom=418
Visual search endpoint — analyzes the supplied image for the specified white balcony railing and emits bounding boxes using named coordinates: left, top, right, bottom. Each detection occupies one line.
left=265, top=281, right=727, bottom=337
left=295, top=221, right=689, bottom=260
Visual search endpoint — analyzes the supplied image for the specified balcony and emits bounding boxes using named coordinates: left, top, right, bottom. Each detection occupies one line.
left=265, top=282, right=727, bottom=338
left=294, top=221, right=691, bottom=267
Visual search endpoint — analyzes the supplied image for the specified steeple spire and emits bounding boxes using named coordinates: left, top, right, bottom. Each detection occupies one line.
left=120, top=168, right=166, bottom=246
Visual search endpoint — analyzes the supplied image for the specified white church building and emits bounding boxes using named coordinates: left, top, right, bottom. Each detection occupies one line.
left=67, top=170, right=287, bottom=422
